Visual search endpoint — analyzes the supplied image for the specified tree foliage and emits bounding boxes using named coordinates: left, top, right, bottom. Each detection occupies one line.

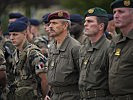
left=59, top=0, right=114, bottom=15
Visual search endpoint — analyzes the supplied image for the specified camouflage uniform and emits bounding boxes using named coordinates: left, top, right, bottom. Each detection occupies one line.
left=0, top=36, right=6, bottom=100
left=12, top=41, right=47, bottom=100
left=33, top=36, right=48, bottom=57
left=47, top=35, right=81, bottom=100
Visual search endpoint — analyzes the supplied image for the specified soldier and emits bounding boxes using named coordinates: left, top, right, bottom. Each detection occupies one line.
left=33, top=36, right=48, bottom=57
left=47, top=10, right=81, bottom=100
left=8, top=21, right=48, bottom=100
left=17, top=16, right=34, bottom=43
left=108, top=0, right=133, bottom=99
left=70, top=14, right=88, bottom=44
left=29, top=18, right=41, bottom=38
left=42, top=13, right=53, bottom=48
left=79, top=7, right=111, bottom=100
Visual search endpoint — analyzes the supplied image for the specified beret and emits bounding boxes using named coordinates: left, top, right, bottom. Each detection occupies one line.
left=29, top=19, right=40, bottom=26
left=111, top=0, right=133, bottom=9
left=42, top=13, right=50, bottom=24
left=9, top=12, right=24, bottom=19
left=16, top=16, right=29, bottom=25
left=48, top=10, right=70, bottom=22
left=70, top=14, right=83, bottom=23
left=84, top=7, right=108, bottom=18
left=8, top=21, right=27, bottom=32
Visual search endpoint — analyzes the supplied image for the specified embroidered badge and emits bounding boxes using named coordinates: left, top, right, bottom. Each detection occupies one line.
left=88, top=8, right=94, bottom=14
left=58, top=11, right=63, bottom=17
left=124, top=0, right=131, bottom=6
left=115, top=48, right=121, bottom=56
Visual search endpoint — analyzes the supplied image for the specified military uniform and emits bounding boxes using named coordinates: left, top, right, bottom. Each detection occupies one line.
left=47, top=34, right=81, bottom=100
left=79, top=7, right=112, bottom=100
left=109, top=30, right=133, bottom=99
left=13, top=41, right=47, bottom=100
left=33, top=36, right=48, bottom=57
left=108, top=0, right=133, bottom=100
left=7, top=21, right=48, bottom=100
left=0, top=36, right=6, bottom=100
left=79, top=35, right=111, bottom=100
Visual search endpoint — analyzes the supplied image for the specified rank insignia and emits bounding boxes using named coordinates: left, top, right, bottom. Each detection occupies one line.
left=124, top=0, right=131, bottom=6
left=51, top=61, right=55, bottom=67
left=84, top=59, right=88, bottom=65
left=115, top=48, right=121, bottom=56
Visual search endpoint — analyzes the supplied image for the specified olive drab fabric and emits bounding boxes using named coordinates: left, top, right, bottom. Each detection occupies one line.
left=109, top=30, right=133, bottom=96
left=11, top=41, right=47, bottom=100
left=47, top=34, right=81, bottom=100
left=79, top=35, right=111, bottom=100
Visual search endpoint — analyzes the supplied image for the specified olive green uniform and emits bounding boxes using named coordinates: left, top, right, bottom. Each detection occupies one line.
left=109, top=30, right=133, bottom=100
left=79, top=35, right=111, bottom=100
left=12, top=41, right=47, bottom=100
left=47, top=34, right=81, bottom=100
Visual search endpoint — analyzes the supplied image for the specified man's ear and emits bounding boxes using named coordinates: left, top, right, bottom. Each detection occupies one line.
left=99, top=23, right=104, bottom=31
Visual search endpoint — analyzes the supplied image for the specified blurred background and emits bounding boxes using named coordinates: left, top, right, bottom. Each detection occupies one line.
left=0, top=0, right=114, bottom=34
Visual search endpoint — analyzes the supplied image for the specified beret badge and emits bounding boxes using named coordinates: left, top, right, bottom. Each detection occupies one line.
left=124, top=0, right=131, bottom=6
left=58, top=11, right=64, bottom=17
left=88, top=8, right=94, bottom=14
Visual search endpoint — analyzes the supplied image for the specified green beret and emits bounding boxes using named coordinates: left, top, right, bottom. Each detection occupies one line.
left=111, top=0, right=133, bottom=9
left=84, top=7, right=108, bottom=18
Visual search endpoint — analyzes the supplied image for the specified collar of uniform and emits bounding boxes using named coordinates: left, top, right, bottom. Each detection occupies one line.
left=89, top=35, right=106, bottom=51
left=126, top=29, right=133, bottom=39
left=113, top=30, right=133, bottom=44
left=22, top=40, right=30, bottom=50
left=50, top=34, right=70, bottom=54
left=58, top=34, right=71, bottom=51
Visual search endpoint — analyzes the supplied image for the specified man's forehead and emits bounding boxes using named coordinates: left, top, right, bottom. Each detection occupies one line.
left=85, top=16, right=97, bottom=20
left=50, top=19, right=63, bottom=23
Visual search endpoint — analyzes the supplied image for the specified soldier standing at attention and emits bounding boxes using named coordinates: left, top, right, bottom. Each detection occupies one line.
left=47, top=10, right=81, bottom=100
left=79, top=7, right=111, bottom=100
left=70, top=14, right=88, bottom=44
left=8, top=21, right=48, bottom=100
left=109, top=0, right=133, bottom=99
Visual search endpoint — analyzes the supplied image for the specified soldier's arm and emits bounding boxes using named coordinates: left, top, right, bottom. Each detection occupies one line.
left=0, top=49, right=7, bottom=89
left=38, top=72, right=48, bottom=98
left=30, top=49, right=48, bottom=98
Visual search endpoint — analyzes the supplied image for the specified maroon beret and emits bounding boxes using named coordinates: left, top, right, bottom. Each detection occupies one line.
left=48, top=10, right=70, bottom=22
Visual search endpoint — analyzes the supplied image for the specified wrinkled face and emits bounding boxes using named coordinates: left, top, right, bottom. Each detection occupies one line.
left=113, top=8, right=133, bottom=28
left=49, top=19, right=66, bottom=37
left=9, top=31, right=26, bottom=47
left=84, top=16, right=100, bottom=37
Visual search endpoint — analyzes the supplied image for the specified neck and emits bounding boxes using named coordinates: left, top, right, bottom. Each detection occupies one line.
left=120, top=23, right=133, bottom=36
left=17, top=39, right=27, bottom=51
left=55, top=30, right=68, bottom=45
left=88, top=32, right=103, bottom=43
